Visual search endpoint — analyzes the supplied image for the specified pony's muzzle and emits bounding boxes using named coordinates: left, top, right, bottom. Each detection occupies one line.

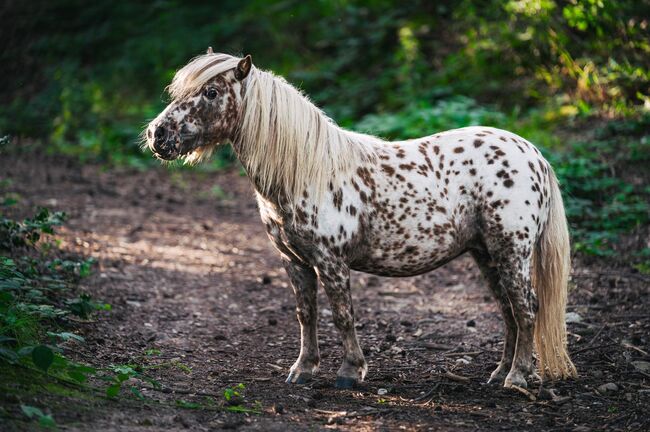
left=152, top=126, right=177, bottom=159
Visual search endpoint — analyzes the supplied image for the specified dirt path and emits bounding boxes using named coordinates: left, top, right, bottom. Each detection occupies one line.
left=2, top=154, right=649, bottom=431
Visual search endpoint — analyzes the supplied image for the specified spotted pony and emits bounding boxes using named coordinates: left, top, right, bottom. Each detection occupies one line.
left=145, top=50, right=577, bottom=390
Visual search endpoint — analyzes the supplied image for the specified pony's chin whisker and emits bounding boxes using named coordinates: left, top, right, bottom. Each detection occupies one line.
left=181, top=146, right=214, bottom=165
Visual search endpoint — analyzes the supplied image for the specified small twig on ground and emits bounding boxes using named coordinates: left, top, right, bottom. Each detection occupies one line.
left=573, top=342, right=617, bottom=356
left=420, top=342, right=455, bottom=351
left=622, top=342, right=648, bottom=356
left=416, top=318, right=441, bottom=326
left=266, top=362, right=284, bottom=371
left=509, top=385, right=536, bottom=401
left=443, top=351, right=482, bottom=357
left=443, top=343, right=464, bottom=354
left=442, top=369, right=470, bottom=383
left=314, top=408, right=384, bottom=419
left=155, top=386, right=220, bottom=398
left=411, top=383, right=440, bottom=402
left=585, top=324, right=607, bottom=347
left=377, top=290, right=420, bottom=297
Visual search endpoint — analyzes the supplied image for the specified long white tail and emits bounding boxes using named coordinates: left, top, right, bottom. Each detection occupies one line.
left=532, top=169, right=578, bottom=380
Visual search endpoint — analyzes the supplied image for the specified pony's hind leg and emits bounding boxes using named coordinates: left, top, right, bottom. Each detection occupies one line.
left=316, top=261, right=367, bottom=389
left=494, top=252, right=538, bottom=389
left=471, top=249, right=517, bottom=385
left=283, top=259, right=320, bottom=384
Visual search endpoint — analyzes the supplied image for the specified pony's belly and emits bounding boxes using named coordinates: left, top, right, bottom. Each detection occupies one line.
left=350, top=238, right=465, bottom=277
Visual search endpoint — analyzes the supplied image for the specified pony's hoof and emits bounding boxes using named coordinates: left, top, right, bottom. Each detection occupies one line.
left=286, top=371, right=312, bottom=384
left=486, top=376, right=504, bottom=386
left=487, top=372, right=508, bottom=386
left=504, top=372, right=528, bottom=389
left=335, top=376, right=357, bottom=389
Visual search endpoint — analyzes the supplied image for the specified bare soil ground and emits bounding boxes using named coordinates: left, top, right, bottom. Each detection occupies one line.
left=2, top=153, right=649, bottom=431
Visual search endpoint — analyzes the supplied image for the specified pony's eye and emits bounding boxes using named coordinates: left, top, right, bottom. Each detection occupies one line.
left=204, top=88, right=218, bottom=100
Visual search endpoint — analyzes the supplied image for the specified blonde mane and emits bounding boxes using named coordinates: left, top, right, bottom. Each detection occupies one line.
left=169, top=53, right=380, bottom=203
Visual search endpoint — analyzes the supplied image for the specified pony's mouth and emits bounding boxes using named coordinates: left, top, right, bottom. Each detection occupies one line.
left=151, top=136, right=198, bottom=161
left=148, top=132, right=221, bottom=163
left=152, top=150, right=178, bottom=161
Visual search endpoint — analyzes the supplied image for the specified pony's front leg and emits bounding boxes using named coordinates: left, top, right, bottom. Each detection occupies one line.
left=316, top=262, right=367, bottom=389
left=284, top=259, right=320, bottom=384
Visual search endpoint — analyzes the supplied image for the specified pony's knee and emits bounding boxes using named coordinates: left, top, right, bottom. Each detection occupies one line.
left=331, top=306, right=355, bottom=332
left=296, top=305, right=316, bottom=326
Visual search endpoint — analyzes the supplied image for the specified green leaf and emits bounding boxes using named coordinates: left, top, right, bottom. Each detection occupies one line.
left=0, top=335, right=16, bottom=344
left=106, top=383, right=121, bottom=398
left=144, top=377, right=162, bottom=389
left=0, top=278, right=21, bottom=290
left=0, top=347, right=19, bottom=363
left=130, top=386, right=145, bottom=400
left=176, top=400, right=201, bottom=409
left=72, top=364, right=97, bottom=374
left=39, top=414, right=57, bottom=428
left=32, top=345, right=54, bottom=372
left=3, top=196, right=18, bottom=206
left=21, top=405, right=45, bottom=418
left=112, top=365, right=136, bottom=375
left=21, top=404, right=56, bottom=427
left=17, top=345, right=35, bottom=357
left=47, top=332, right=85, bottom=343
left=226, top=405, right=261, bottom=414
left=68, top=370, right=88, bottom=383
left=0, top=291, right=14, bottom=303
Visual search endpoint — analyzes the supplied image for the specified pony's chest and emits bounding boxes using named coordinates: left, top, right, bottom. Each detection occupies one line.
left=256, top=192, right=363, bottom=263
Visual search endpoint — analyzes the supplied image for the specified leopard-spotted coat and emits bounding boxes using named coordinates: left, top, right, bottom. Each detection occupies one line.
left=146, top=52, right=577, bottom=390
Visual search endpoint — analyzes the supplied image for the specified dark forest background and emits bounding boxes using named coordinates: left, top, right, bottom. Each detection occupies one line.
left=1, top=0, right=649, bottom=255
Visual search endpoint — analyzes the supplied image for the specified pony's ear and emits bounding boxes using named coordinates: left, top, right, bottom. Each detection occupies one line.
left=206, top=46, right=214, bottom=54
left=235, top=55, right=252, bottom=80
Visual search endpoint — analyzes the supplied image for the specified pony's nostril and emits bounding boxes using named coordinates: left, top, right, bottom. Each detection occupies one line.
left=154, top=126, right=166, bottom=142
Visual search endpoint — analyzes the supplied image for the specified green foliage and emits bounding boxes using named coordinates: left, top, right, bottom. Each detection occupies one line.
left=223, top=382, right=245, bottom=402
left=548, top=116, right=650, bottom=255
left=21, top=404, right=57, bottom=429
left=2, top=1, right=648, bottom=163
left=48, top=258, right=96, bottom=279
left=31, top=345, right=55, bottom=372
left=0, top=208, right=66, bottom=249
left=101, top=363, right=159, bottom=399
left=0, top=207, right=121, bottom=423
left=633, top=248, right=650, bottom=274
left=222, top=383, right=262, bottom=414
left=355, top=96, right=507, bottom=139
left=65, top=293, right=111, bottom=320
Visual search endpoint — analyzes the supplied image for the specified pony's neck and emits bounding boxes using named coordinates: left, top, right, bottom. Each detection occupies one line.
left=231, top=68, right=378, bottom=206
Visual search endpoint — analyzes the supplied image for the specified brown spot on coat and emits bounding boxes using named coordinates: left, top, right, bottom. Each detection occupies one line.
left=381, top=164, right=395, bottom=176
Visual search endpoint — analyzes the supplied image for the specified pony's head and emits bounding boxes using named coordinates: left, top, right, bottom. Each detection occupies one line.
left=145, top=50, right=252, bottom=163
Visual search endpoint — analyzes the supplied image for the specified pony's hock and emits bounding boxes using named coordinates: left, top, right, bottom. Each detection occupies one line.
left=145, top=51, right=578, bottom=390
